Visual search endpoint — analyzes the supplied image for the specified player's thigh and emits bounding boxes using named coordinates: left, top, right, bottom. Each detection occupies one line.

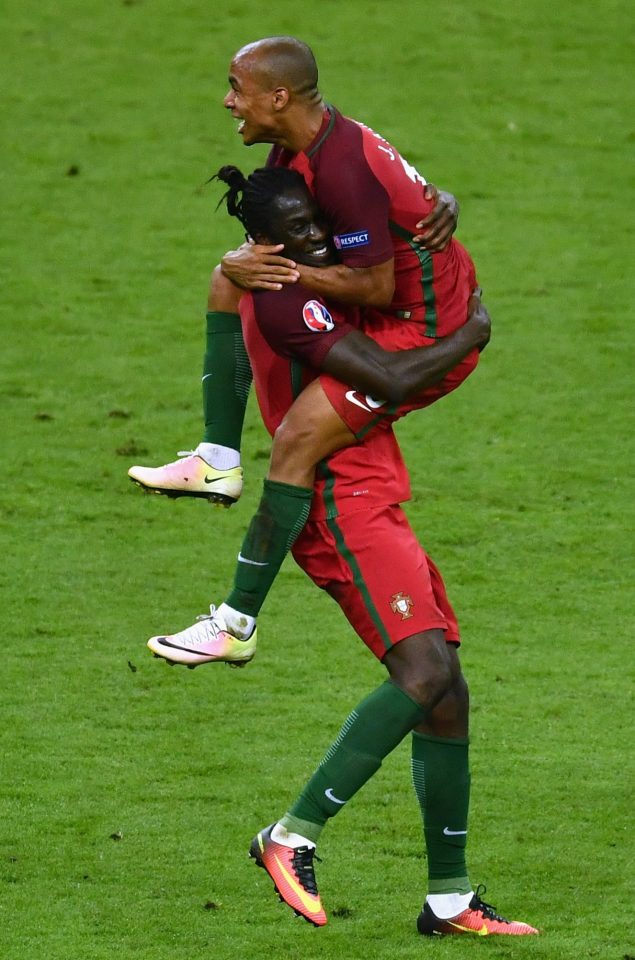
left=320, top=320, right=479, bottom=439
left=269, top=378, right=356, bottom=486
left=292, top=505, right=460, bottom=661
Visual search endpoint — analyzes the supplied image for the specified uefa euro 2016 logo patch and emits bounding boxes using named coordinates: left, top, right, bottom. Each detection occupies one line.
left=333, top=230, right=370, bottom=250
left=302, top=300, right=335, bottom=332
left=390, top=592, right=414, bottom=620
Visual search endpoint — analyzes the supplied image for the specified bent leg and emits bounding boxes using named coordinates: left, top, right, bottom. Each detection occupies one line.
left=225, top=352, right=470, bottom=618
left=269, top=377, right=356, bottom=487
left=280, top=505, right=464, bottom=841
left=293, top=508, right=472, bottom=893
left=222, top=378, right=355, bottom=618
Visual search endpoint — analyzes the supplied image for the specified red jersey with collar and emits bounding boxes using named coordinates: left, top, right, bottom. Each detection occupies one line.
left=240, top=287, right=411, bottom=520
left=268, top=105, right=476, bottom=338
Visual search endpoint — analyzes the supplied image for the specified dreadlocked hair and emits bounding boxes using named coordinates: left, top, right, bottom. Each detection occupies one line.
left=213, top=164, right=308, bottom=239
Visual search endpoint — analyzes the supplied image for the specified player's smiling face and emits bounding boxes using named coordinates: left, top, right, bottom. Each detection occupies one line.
left=224, top=53, right=281, bottom=146
left=261, top=187, right=336, bottom=268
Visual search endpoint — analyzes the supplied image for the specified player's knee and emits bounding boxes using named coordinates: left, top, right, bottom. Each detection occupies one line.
left=416, top=673, right=469, bottom=738
left=271, top=410, right=322, bottom=475
left=400, top=662, right=455, bottom=710
left=386, top=630, right=459, bottom=710
left=208, top=266, right=241, bottom=312
left=431, top=673, right=469, bottom=723
left=272, top=417, right=303, bottom=467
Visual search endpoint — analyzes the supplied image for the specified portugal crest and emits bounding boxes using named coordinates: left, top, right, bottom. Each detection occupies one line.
left=390, top=592, right=414, bottom=620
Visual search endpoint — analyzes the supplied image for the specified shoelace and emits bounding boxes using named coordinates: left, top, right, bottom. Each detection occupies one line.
left=470, top=884, right=510, bottom=923
left=291, top=846, right=322, bottom=896
left=175, top=605, right=224, bottom=646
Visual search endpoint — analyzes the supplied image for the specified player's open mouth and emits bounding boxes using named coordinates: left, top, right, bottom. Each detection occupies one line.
left=234, top=117, right=245, bottom=133
left=309, top=245, right=328, bottom=257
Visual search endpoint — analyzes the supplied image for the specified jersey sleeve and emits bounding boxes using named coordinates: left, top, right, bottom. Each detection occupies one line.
left=313, top=121, right=394, bottom=269
left=252, top=288, right=357, bottom=369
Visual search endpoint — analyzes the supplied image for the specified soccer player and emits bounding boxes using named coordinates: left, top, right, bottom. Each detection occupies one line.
left=129, top=35, right=462, bottom=507
left=152, top=164, right=537, bottom=937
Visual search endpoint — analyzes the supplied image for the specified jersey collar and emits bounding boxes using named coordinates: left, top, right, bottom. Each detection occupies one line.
left=305, top=104, right=337, bottom=158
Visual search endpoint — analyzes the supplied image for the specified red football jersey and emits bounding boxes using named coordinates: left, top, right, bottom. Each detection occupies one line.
left=268, top=105, right=477, bottom=338
left=240, top=288, right=411, bottom=520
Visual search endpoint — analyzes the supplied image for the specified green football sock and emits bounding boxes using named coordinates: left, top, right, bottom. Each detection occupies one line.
left=281, top=681, right=425, bottom=845
left=225, top=479, right=313, bottom=618
left=202, top=311, right=252, bottom=449
left=411, top=731, right=471, bottom=894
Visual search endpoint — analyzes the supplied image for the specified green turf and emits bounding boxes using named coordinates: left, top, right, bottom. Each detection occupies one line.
left=1, top=1, right=633, bottom=957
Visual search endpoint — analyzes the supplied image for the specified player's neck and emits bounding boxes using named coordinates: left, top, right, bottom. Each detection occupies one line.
left=275, top=100, right=327, bottom=154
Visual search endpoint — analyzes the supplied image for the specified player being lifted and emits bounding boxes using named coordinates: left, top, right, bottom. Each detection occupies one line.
left=131, top=36, right=480, bottom=657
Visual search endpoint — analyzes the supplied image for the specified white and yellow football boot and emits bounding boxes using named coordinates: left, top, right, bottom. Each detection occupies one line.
left=128, top=444, right=242, bottom=506
left=147, top=605, right=257, bottom=668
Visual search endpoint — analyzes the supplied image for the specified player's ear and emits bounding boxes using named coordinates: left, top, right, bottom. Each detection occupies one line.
left=272, top=86, right=290, bottom=111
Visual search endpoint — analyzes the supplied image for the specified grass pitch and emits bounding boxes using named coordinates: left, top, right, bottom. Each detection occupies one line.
left=1, top=1, right=633, bottom=958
